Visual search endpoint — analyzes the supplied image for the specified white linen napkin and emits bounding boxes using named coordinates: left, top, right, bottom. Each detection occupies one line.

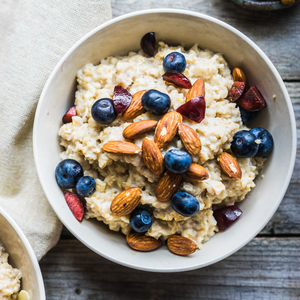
left=0, top=0, right=112, bottom=260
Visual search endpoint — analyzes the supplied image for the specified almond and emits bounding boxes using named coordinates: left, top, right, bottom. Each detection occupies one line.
left=155, top=170, right=182, bottom=202
left=186, top=163, right=209, bottom=180
left=103, top=141, right=142, bottom=155
left=154, top=111, right=182, bottom=149
left=123, top=120, right=157, bottom=139
left=110, top=187, right=142, bottom=217
left=142, top=137, right=164, bottom=175
left=186, top=78, right=205, bottom=101
left=178, top=123, right=201, bottom=155
left=126, top=233, right=162, bottom=252
left=167, top=235, right=197, bottom=256
left=233, top=67, right=247, bottom=85
left=122, top=90, right=147, bottom=120
left=217, top=152, right=242, bottom=180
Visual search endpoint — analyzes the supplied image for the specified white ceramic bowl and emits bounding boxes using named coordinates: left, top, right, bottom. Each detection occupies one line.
left=33, top=9, right=296, bottom=272
left=0, top=207, right=45, bottom=299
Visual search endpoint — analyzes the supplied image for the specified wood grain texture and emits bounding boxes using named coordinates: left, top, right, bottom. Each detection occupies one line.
left=40, top=239, right=300, bottom=300
left=111, top=0, right=300, bottom=80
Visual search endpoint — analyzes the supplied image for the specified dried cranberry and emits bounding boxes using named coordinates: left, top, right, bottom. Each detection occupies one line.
left=213, top=205, right=243, bottom=231
left=163, top=71, right=192, bottom=89
left=62, top=106, right=76, bottom=123
left=113, top=85, right=132, bottom=114
left=228, top=81, right=246, bottom=102
left=140, top=32, right=156, bottom=57
left=237, top=86, right=267, bottom=111
left=176, top=96, right=206, bottom=123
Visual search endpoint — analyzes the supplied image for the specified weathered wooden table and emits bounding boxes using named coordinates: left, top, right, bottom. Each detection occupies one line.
left=40, top=1, right=300, bottom=299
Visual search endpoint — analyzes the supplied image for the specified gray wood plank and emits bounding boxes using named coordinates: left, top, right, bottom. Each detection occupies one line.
left=111, top=0, right=300, bottom=80
left=40, top=238, right=300, bottom=300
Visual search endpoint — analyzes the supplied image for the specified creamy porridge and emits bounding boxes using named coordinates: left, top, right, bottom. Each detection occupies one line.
left=58, top=41, right=265, bottom=252
left=0, top=246, right=21, bottom=300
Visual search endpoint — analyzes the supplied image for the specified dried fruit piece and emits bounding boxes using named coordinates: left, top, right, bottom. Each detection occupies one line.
left=163, top=71, right=192, bottom=89
left=103, top=141, right=142, bottom=155
left=155, top=170, right=182, bottom=202
left=62, top=106, right=76, bottom=123
left=113, top=85, right=132, bottom=114
left=123, top=120, right=157, bottom=139
left=213, top=205, right=243, bottom=231
left=123, top=90, right=147, bottom=120
left=126, top=233, right=162, bottom=251
left=167, top=235, right=197, bottom=256
left=227, top=81, right=246, bottom=102
left=186, top=163, right=209, bottom=180
left=111, top=187, right=142, bottom=217
left=237, top=86, right=267, bottom=112
left=142, top=137, right=164, bottom=175
left=233, top=67, right=247, bottom=86
left=63, top=191, right=84, bottom=222
left=186, top=78, right=205, bottom=101
left=140, top=32, right=156, bottom=57
left=154, top=111, right=182, bottom=148
left=178, top=123, right=201, bottom=155
left=218, top=152, right=242, bottom=179
left=176, top=96, right=206, bottom=123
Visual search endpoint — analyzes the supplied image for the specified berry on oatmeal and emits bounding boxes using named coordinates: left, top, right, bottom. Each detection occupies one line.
left=62, top=106, right=77, bottom=123
left=130, top=208, right=152, bottom=233
left=213, top=205, right=243, bottom=231
left=171, top=191, right=200, bottom=217
left=63, top=191, right=84, bottom=222
left=237, top=86, right=266, bottom=111
left=164, top=149, right=192, bottom=174
left=250, top=127, right=274, bottom=157
left=163, top=51, right=186, bottom=73
left=141, top=89, right=171, bottom=115
left=231, top=130, right=259, bottom=158
left=113, top=85, right=132, bottom=115
left=91, top=98, right=117, bottom=124
left=162, top=70, right=192, bottom=89
left=76, top=176, right=96, bottom=197
left=227, top=81, right=246, bottom=102
left=239, top=106, right=258, bottom=125
left=140, top=32, right=156, bottom=57
left=55, top=159, right=83, bottom=189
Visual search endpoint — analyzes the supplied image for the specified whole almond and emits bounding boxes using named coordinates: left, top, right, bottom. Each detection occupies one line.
left=186, top=78, right=205, bottom=101
left=154, top=111, right=182, bottom=149
left=155, top=170, right=182, bottom=202
left=142, top=137, right=164, bottom=175
left=111, top=188, right=142, bottom=217
left=126, top=233, right=162, bottom=252
left=167, top=235, right=197, bottom=256
left=186, top=163, right=209, bottom=180
left=233, top=67, right=247, bottom=85
left=123, top=120, right=157, bottom=139
left=217, top=152, right=242, bottom=180
left=123, top=90, right=147, bottom=120
left=103, top=141, right=142, bottom=155
left=178, top=123, right=201, bottom=155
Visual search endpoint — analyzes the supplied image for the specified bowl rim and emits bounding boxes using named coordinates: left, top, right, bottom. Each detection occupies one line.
left=33, top=8, right=297, bottom=272
left=0, top=206, right=46, bottom=298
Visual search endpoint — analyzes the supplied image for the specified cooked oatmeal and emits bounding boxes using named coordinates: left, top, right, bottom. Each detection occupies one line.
left=59, top=42, right=265, bottom=249
left=0, top=246, right=21, bottom=300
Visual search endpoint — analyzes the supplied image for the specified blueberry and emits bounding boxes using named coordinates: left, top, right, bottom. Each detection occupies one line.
left=55, top=159, right=83, bottom=189
left=239, top=106, right=259, bottom=125
left=130, top=208, right=152, bottom=233
left=141, top=89, right=171, bottom=115
left=76, top=176, right=96, bottom=197
left=231, top=130, right=259, bottom=158
left=91, top=98, right=117, bottom=124
left=164, top=149, right=192, bottom=174
left=171, top=191, right=200, bottom=217
left=163, top=52, right=186, bottom=73
left=250, top=127, right=274, bottom=157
